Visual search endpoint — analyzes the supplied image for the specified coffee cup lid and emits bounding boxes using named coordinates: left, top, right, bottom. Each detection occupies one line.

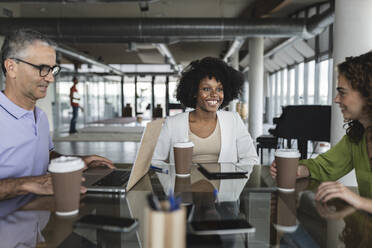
left=273, top=223, right=299, bottom=233
left=49, top=156, right=85, bottom=173
left=275, top=149, right=300, bottom=158
left=174, top=141, right=194, bottom=148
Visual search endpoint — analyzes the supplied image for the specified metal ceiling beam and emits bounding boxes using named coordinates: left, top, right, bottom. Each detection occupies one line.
left=153, top=43, right=182, bottom=73
left=0, top=17, right=316, bottom=43
left=264, top=8, right=334, bottom=58
left=223, top=37, right=245, bottom=62
left=241, top=8, right=333, bottom=71
left=55, top=46, right=124, bottom=75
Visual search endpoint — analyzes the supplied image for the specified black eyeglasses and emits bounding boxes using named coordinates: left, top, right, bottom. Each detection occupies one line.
left=11, top=58, right=61, bottom=77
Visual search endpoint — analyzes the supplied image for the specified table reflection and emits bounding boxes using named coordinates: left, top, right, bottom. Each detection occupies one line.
left=0, top=194, right=50, bottom=248
left=0, top=165, right=370, bottom=247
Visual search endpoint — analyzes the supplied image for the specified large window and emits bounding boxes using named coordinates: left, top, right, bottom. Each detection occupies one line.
left=169, top=76, right=179, bottom=104
left=281, top=69, right=287, bottom=107
left=123, top=76, right=135, bottom=116
left=136, top=76, right=152, bottom=118
left=275, top=71, right=281, bottom=116
left=319, top=60, right=329, bottom=105
left=288, top=68, right=295, bottom=105
left=154, top=76, right=166, bottom=117
left=298, top=63, right=304, bottom=104
left=307, top=60, right=315, bottom=104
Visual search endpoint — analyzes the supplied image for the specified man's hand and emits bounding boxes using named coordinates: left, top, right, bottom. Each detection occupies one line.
left=269, top=160, right=309, bottom=179
left=21, top=174, right=87, bottom=195
left=81, top=155, right=115, bottom=169
left=20, top=174, right=54, bottom=196
left=0, top=174, right=87, bottom=200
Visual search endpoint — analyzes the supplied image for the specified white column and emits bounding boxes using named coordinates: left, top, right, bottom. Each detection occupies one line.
left=228, top=52, right=240, bottom=112
left=303, top=62, right=309, bottom=104
left=248, top=37, right=264, bottom=140
left=331, top=0, right=372, bottom=186
left=274, top=72, right=279, bottom=116
left=280, top=70, right=284, bottom=111
left=327, top=59, right=334, bottom=105
left=286, top=69, right=291, bottom=105
left=268, top=74, right=274, bottom=124
left=263, top=72, right=270, bottom=124
left=314, top=62, right=320, bottom=104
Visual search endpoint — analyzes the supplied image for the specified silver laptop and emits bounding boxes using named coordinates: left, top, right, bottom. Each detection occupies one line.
left=82, top=118, right=164, bottom=193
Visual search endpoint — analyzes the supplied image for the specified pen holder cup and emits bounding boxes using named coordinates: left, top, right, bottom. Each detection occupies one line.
left=145, top=204, right=186, bottom=248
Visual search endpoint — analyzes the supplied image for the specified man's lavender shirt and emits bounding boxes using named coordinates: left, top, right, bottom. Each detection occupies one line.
left=0, top=91, right=54, bottom=180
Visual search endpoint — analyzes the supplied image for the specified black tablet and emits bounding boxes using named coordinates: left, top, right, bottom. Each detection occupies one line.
left=197, top=163, right=248, bottom=180
left=189, top=219, right=255, bottom=235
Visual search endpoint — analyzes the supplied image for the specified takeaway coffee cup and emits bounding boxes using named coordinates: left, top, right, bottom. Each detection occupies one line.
left=274, top=191, right=298, bottom=233
left=175, top=176, right=193, bottom=203
left=173, top=141, right=194, bottom=177
left=275, top=149, right=301, bottom=192
left=49, top=156, right=84, bottom=216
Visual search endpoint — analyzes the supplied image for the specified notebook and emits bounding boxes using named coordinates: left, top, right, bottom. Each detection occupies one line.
left=82, top=118, right=164, bottom=193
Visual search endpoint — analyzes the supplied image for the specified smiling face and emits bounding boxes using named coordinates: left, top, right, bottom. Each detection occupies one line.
left=5, top=41, right=56, bottom=109
left=335, top=74, right=366, bottom=122
left=195, top=76, right=224, bottom=113
left=16, top=41, right=56, bottom=100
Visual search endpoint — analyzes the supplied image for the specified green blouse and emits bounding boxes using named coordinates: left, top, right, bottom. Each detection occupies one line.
left=300, top=134, right=372, bottom=198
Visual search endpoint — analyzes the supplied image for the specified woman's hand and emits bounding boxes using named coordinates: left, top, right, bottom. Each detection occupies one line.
left=315, top=200, right=356, bottom=219
left=269, top=161, right=309, bottom=179
left=269, top=160, right=277, bottom=178
left=315, top=181, right=362, bottom=208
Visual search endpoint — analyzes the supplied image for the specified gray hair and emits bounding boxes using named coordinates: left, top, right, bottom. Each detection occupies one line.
left=1, top=29, right=56, bottom=75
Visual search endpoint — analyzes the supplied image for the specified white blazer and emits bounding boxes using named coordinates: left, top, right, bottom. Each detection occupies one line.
left=152, top=111, right=259, bottom=167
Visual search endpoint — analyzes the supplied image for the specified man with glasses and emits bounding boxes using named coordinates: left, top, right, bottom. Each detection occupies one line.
left=0, top=29, right=114, bottom=200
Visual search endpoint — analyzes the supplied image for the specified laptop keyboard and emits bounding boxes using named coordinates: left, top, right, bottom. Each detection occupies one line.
left=93, top=170, right=131, bottom=187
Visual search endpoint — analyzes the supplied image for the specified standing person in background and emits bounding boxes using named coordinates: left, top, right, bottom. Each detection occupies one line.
left=69, top=76, right=83, bottom=134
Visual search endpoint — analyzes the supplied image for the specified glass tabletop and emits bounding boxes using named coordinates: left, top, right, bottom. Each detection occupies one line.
left=1, top=164, right=371, bottom=248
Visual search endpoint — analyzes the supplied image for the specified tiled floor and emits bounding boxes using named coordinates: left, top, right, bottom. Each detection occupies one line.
left=54, top=141, right=140, bottom=164
left=53, top=140, right=276, bottom=165
left=53, top=118, right=147, bottom=163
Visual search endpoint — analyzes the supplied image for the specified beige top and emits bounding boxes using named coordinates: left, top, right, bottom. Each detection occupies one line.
left=189, top=120, right=221, bottom=163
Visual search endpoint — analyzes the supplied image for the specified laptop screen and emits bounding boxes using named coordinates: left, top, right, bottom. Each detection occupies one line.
left=126, top=118, right=164, bottom=191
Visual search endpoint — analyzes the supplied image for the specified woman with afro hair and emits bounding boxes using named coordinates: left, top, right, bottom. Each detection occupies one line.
left=152, top=57, right=258, bottom=170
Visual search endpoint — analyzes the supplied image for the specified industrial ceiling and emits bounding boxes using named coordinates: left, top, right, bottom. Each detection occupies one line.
left=0, top=0, right=331, bottom=73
